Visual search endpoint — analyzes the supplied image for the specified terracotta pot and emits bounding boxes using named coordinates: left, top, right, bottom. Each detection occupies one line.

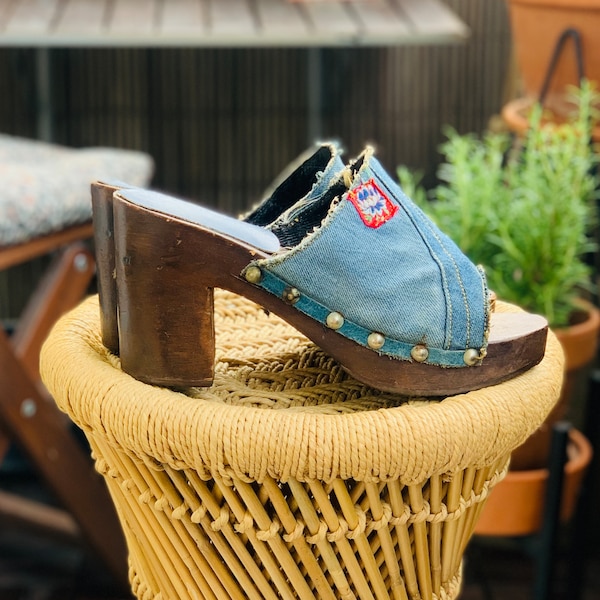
left=502, top=96, right=600, bottom=142
left=509, top=299, right=600, bottom=471
left=507, top=0, right=600, bottom=103
left=475, top=428, right=592, bottom=537
left=554, top=299, right=600, bottom=371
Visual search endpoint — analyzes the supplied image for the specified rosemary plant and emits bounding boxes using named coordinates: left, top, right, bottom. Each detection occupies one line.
left=399, top=81, right=599, bottom=328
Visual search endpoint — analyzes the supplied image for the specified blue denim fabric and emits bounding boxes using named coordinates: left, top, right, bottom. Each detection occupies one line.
left=251, top=148, right=490, bottom=367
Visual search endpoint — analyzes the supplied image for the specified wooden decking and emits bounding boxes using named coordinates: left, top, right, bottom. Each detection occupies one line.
left=0, top=0, right=469, bottom=47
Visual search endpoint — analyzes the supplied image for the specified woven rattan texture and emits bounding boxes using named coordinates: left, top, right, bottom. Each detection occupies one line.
left=41, top=292, right=564, bottom=600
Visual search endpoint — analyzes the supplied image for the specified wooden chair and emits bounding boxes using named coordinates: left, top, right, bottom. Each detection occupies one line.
left=0, top=134, right=154, bottom=592
left=0, top=223, right=132, bottom=590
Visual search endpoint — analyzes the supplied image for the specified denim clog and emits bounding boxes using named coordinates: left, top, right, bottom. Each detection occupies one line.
left=249, top=147, right=490, bottom=367
left=110, top=148, right=548, bottom=395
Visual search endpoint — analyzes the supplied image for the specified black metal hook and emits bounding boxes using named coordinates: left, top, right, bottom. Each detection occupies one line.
left=538, top=27, right=585, bottom=104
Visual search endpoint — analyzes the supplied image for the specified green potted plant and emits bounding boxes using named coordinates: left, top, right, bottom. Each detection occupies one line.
left=398, top=81, right=600, bottom=470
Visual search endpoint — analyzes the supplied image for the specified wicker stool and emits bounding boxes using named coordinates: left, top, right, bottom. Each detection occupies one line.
left=40, top=291, right=564, bottom=600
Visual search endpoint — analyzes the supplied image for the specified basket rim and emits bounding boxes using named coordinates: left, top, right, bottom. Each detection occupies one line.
left=41, top=296, right=564, bottom=485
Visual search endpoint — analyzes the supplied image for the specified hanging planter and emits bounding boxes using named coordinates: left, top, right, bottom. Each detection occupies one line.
left=504, top=1, right=600, bottom=136
left=507, top=0, right=600, bottom=101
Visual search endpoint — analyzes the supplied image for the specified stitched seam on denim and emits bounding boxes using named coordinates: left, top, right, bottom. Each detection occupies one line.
left=378, top=159, right=485, bottom=351
left=250, top=268, right=472, bottom=368
left=378, top=176, right=455, bottom=349
left=257, top=192, right=345, bottom=270
left=479, top=265, right=491, bottom=345
left=422, top=219, right=472, bottom=348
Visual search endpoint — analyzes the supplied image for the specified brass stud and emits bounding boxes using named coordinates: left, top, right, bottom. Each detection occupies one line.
left=410, top=344, right=429, bottom=363
left=367, top=332, right=385, bottom=350
left=244, top=266, right=262, bottom=284
left=283, top=286, right=301, bottom=305
left=326, top=311, right=345, bottom=330
left=463, top=348, right=482, bottom=366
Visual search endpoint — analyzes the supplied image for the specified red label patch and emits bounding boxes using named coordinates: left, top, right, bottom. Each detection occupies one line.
left=347, top=179, right=398, bottom=228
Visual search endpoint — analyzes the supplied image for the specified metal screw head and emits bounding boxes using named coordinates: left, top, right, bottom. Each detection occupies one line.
left=326, top=311, right=344, bottom=330
left=463, top=348, right=483, bottom=366
left=244, top=266, right=262, bottom=284
left=74, top=253, right=89, bottom=272
left=367, top=332, right=385, bottom=350
left=411, top=344, right=429, bottom=363
left=282, top=286, right=301, bottom=305
left=20, top=398, right=37, bottom=418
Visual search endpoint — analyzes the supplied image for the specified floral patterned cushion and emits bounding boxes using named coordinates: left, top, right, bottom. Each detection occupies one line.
left=0, top=134, right=154, bottom=246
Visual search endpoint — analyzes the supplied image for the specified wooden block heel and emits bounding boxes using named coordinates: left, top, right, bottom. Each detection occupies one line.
left=91, top=181, right=120, bottom=355
left=113, top=196, right=216, bottom=387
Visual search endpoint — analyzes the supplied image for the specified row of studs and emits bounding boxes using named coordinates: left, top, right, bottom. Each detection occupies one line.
left=245, top=265, right=483, bottom=367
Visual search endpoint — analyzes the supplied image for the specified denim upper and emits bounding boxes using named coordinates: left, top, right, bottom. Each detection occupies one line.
left=248, top=148, right=490, bottom=368
left=244, top=142, right=344, bottom=229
